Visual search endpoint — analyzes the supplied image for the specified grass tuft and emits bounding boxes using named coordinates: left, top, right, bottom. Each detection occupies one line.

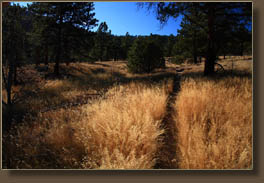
left=173, top=76, right=252, bottom=169
left=3, top=82, right=168, bottom=169
left=75, top=82, right=167, bottom=169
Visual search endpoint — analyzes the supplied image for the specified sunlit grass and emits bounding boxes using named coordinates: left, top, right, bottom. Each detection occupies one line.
left=75, top=82, right=167, bottom=169
left=173, top=76, right=252, bottom=169
left=2, top=56, right=252, bottom=169
left=2, top=81, right=168, bottom=169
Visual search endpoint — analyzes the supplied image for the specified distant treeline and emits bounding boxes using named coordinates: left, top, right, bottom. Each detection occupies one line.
left=3, top=2, right=252, bottom=77
left=2, top=2, right=252, bottom=107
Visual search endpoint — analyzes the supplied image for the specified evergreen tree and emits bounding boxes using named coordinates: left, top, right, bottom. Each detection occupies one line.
left=127, top=38, right=165, bottom=73
left=164, top=34, right=177, bottom=57
left=138, top=2, right=252, bottom=75
left=2, top=3, right=27, bottom=105
left=121, top=32, right=134, bottom=60
left=110, top=36, right=122, bottom=61
left=172, top=14, right=207, bottom=64
left=29, top=2, right=98, bottom=75
left=90, top=22, right=112, bottom=61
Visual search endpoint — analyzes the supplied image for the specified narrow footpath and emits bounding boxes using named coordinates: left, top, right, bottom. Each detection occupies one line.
left=154, top=74, right=181, bottom=169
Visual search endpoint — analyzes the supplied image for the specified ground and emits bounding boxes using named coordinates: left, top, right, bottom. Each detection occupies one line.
left=2, top=55, right=252, bottom=169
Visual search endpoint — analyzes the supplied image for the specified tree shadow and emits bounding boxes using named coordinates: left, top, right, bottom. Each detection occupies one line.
left=91, top=62, right=110, bottom=67
left=90, top=68, right=106, bottom=74
left=180, top=69, right=252, bottom=80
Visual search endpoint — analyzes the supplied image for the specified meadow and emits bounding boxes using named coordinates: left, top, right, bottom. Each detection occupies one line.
left=2, top=56, right=252, bottom=169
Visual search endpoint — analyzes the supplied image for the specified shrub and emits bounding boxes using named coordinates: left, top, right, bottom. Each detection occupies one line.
left=127, top=38, right=165, bottom=73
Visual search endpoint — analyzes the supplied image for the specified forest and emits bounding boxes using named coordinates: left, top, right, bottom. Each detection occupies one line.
left=2, top=2, right=252, bottom=169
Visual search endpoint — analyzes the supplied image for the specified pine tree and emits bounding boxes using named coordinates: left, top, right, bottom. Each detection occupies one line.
left=29, top=2, right=98, bottom=75
left=127, top=37, right=164, bottom=73
left=2, top=3, right=27, bottom=105
left=138, top=2, right=252, bottom=75
left=90, top=22, right=112, bottom=61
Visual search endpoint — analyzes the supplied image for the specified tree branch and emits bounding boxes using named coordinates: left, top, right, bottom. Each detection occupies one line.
left=181, top=11, right=208, bottom=34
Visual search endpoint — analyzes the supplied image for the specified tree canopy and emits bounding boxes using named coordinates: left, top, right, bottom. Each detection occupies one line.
left=29, top=2, right=98, bottom=74
left=138, top=2, right=252, bottom=75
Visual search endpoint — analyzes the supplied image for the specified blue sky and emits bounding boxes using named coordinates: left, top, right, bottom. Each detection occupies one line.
left=93, top=2, right=181, bottom=36
left=15, top=2, right=182, bottom=36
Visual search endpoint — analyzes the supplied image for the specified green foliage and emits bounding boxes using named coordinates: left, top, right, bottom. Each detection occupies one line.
left=127, top=38, right=165, bottom=73
left=2, top=4, right=27, bottom=66
left=90, top=22, right=112, bottom=61
left=139, top=2, right=252, bottom=75
left=120, top=32, right=135, bottom=60
left=164, top=34, right=177, bottom=57
left=29, top=2, right=98, bottom=73
left=2, top=3, right=28, bottom=105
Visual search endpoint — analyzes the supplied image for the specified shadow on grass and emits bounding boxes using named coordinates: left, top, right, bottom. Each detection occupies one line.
left=2, top=60, right=253, bottom=169
left=4, top=64, right=252, bottom=132
left=2, top=88, right=72, bottom=131
left=63, top=65, right=180, bottom=93
left=91, top=62, right=111, bottom=67
left=90, top=68, right=106, bottom=74
left=180, top=69, right=252, bottom=81
left=4, top=67, right=180, bottom=131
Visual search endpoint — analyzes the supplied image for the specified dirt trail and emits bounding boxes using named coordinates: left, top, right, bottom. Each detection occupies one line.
left=154, top=74, right=181, bottom=169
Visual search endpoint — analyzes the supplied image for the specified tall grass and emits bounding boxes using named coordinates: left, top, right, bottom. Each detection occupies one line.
left=2, top=81, right=168, bottom=169
left=2, top=109, right=86, bottom=169
left=173, top=76, right=252, bottom=169
left=75, top=82, right=167, bottom=169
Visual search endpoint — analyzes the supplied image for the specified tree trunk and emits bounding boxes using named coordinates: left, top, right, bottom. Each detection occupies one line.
left=114, top=52, right=118, bottom=61
left=35, top=46, right=40, bottom=67
left=54, top=14, right=63, bottom=76
left=64, top=34, right=70, bottom=65
left=240, top=41, right=244, bottom=56
left=13, top=65, right=18, bottom=85
left=204, top=4, right=216, bottom=76
left=7, top=63, right=14, bottom=105
left=193, top=33, right=198, bottom=64
left=44, top=42, right=49, bottom=65
left=54, top=42, right=60, bottom=75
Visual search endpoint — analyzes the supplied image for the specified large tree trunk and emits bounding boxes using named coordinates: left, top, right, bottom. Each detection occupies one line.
left=204, top=4, right=216, bottom=76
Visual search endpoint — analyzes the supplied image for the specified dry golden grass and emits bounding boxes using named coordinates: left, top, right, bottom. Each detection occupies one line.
left=173, top=76, right=252, bottom=169
left=2, top=56, right=252, bottom=169
left=74, top=82, right=167, bottom=169
left=2, top=81, right=168, bottom=169
left=2, top=108, right=87, bottom=169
